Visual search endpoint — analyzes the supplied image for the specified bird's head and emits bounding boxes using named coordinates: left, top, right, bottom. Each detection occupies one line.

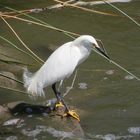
left=74, top=35, right=110, bottom=60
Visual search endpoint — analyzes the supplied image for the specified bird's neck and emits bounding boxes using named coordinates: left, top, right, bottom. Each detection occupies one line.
left=72, top=44, right=91, bottom=66
left=79, top=46, right=91, bottom=65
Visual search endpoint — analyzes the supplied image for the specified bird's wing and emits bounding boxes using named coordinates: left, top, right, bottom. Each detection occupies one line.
left=35, top=42, right=79, bottom=87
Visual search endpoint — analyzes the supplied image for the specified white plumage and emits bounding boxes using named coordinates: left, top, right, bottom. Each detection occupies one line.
left=23, top=35, right=106, bottom=97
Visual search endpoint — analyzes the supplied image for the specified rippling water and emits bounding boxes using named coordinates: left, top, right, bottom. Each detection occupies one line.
left=0, top=0, right=140, bottom=139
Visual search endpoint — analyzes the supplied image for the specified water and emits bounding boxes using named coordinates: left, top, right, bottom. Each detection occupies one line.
left=0, top=0, right=140, bottom=139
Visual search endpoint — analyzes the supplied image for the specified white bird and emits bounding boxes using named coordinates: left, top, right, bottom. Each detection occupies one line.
left=23, top=35, right=110, bottom=121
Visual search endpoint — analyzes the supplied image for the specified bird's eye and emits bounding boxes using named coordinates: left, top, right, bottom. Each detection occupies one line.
left=92, top=43, right=96, bottom=47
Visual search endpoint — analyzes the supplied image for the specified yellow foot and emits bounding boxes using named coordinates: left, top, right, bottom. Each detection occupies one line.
left=64, top=110, right=80, bottom=122
left=55, top=101, right=65, bottom=108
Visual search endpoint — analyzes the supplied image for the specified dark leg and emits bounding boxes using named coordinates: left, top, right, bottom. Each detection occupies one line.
left=52, top=83, right=80, bottom=121
left=52, top=83, right=61, bottom=101
left=52, top=83, right=69, bottom=111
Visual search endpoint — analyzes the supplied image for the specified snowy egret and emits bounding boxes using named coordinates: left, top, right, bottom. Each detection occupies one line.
left=23, top=35, right=110, bottom=121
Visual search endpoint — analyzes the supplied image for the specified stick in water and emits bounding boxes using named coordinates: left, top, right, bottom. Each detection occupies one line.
left=92, top=48, right=140, bottom=81
left=102, top=0, right=140, bottom=29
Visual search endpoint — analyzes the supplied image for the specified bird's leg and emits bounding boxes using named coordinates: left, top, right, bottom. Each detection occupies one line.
left=52, top=83, right=80, bottom=121
left=52, top=83, right=69, bottom=111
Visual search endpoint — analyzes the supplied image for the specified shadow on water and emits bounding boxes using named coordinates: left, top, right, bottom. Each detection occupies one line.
left=0, top=0, right=140, bottom=139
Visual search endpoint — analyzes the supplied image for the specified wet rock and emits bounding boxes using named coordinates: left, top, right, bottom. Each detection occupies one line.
left=21, top=125, right=75, bottom=139
left=6, top=136, right=18, bottom=140
left=0, top=126, right=15, bottom=136
left=0, top=100, right=85, bottom=139
left=7, top=101, right=25, bottom=110
left=0, top=105, right=11, bottom=122
left=21, top=127, right=42, bottom=137
left=0, top=105, right=8, bottom=115
left=51, top=103, right=85, bottom=138
left=3, top=118, right=24, bottom=126
left=0, top=71, right=17, bottom=88
left=10, top=102, right=52, bottom=115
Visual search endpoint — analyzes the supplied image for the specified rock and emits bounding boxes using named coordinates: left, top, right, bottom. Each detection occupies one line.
left=3, top=118, right=24, bottom=126
left=0, top=105, right=8, bottom=114
left=9, top=102, right=52, bottom=115
left=0, top=105, right=11, bottom=124
left=6, top=101, right=26, bottom=110
left=0, top=100, right=85, bottom=139
left=0, top=126, right=15, bottom=136
left=50, top=103, right=85, bottom=138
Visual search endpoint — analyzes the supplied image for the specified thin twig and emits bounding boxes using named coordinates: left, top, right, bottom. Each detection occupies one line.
left=1, top=4, right=139, bottom=82
left=0, top=85, right=27, bottom=95
left=0, top=12, right=31, bottom=19
left=91, top=48, right=140, bottom=81
left=11, top=11, right=31, bottom=17
left=0, top=84, right=36, bottom=97
left=63, top=70, right=77, bottom=97
left=0, top=58, right=32, bottom=66
left=79, top=68, right=107, bottom=72
left=0, top=13, right=100, bottom=42
left=102, top=0, right=140, bottom=28
left=1, top=16, right=44, bottom=64
left=0, top=52, right=34, bottom=66
left=54, top=0, right=118, bottom=16
left=1, top=14, right=80, bottom=37
left=5, top=6, right=77, bottom=40
left=0, top=35, right=42, bottom=65
left=1, top=7, right=103, bottom=42
left=2, top=9, right=31, bottom=15
left=0, top=73, right=23, bottom=85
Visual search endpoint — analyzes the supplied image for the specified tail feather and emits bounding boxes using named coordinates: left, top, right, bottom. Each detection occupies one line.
left=23, top=67, right=33, bottom=89
left=23, top=67, right=45, bottom=98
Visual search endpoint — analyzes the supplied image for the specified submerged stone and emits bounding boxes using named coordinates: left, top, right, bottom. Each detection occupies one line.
left=124, top=75, right=134, bottom=80
left=0, top=71, right=17, bottom=88
left=3, top=118, right=24, bottom=126
left=78, top=82, right=87, bottom=89
left=105, top=70, right=114, bottom=75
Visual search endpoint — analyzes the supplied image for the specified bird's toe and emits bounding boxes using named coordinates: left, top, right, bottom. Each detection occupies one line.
left=64, top=110, right=80, bottom=122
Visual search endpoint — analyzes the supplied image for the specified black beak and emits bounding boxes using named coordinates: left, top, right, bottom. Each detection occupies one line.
left=95, top=46, right=110, bottom=60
